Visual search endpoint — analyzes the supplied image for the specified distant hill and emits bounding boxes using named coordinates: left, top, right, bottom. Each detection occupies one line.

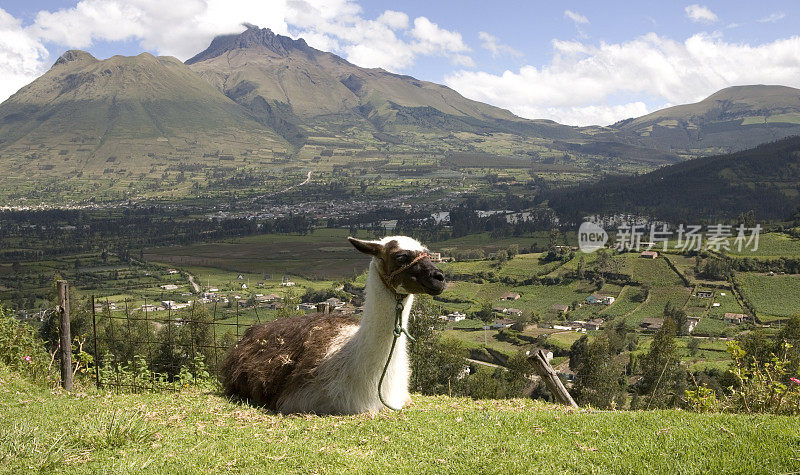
left=0, top=50, right=287, bottom=178
left=4, top=25, right=800, bottom=200
left=185, top=25, right=579, bottom=144
left=542, top=135, right=800, bottom=222
left=611, top=85, right=800, bottom=154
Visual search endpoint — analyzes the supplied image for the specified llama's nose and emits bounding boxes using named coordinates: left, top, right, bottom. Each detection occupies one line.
left=431, top=269, right=445, bottom=283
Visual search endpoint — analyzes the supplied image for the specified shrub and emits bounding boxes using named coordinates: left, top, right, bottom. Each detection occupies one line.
left=724, top=341, right=800, bottom=415
left=0, top=306, right=52, bottom=383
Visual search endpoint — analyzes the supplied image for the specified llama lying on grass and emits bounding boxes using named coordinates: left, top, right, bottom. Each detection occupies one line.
left=220, top=236, right=446, bottom=414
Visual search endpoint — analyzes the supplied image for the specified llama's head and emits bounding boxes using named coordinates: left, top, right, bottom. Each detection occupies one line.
left=348, top=236, right=446, bottom=296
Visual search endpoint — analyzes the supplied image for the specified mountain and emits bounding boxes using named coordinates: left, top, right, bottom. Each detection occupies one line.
left=185, top=25, right=580, bottom=144
left=542, top=135, right=800, bottom=222
left=0, top=50, right=287, bottom=178
left=611, top=85, right=800, bottom=154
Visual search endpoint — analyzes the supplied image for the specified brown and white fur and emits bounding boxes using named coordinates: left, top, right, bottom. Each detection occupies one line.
left=220, top=236, right=445, bottom=414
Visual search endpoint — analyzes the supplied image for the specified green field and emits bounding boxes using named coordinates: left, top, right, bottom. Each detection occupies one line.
left=2, top=366, right=798, bottom=474
left=725, top=232, right=800, bottom=258
left=740, top=273, right=800, bottom=320
left=627, top=286, right=692, bottom=327
left=144, top=229, right=366, bottom=280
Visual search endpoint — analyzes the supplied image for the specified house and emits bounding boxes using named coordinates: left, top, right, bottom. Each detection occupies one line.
left=684, top=317, right=701, bottom=334
left=492, top=318, right=515, bottom=329
left=241, top=283, right=248, bottom=289
left=299, top=302, right=317, bottom=311
left=237, top=274, right=244, bottom=280
left=167, top=269, right=179, bottom=275
left=585, top=318, right=604, bottom=331
left=256, top=293, right=281, bottom=302
left=585, top=294, right=603, bottom=305
left=570, top=320, right=588, bottom=330
left=551, top=304, right=570, bottom=316
left=161, top=300, right=176, bottom=309
left=280, top=281, right=296, bottom=287
left=640, top=251, right=659, bottom=259
left=500, top=292, right=521, bottom=301
left=696, top=290, right=713, bottom=298
left=640, top=317, right=664, bottom=332
left=160, top=284, right=178, bottom=290
left=429, top=252, right=442, bottom=263
left=585, top=294, right=615, bottom=305
left=504, top=308, right=523, bottom=317
left=724, top=313, right=747, bottom=324
left=440, top=311, right=466, bottom=322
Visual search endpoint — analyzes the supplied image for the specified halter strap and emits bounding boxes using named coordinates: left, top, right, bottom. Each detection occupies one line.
left=378, top=252, right=430, bottom=295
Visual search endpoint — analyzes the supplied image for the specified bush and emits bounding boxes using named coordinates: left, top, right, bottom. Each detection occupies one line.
left=724, top=341, right=800, bottom=415
left=0, top=306, right=52, bottom=383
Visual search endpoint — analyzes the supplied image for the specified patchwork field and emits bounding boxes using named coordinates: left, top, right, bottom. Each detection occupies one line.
left=739, top=273, right=800, bottom=320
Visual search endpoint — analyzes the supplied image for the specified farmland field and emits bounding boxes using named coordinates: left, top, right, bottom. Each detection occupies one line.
left=739, top=273, right=800, bottom=319
left=143, top=229, right=366, bottom=280
left=627, top=286, right=693, bottom=327
left=725, top=232, right=800, bottom=258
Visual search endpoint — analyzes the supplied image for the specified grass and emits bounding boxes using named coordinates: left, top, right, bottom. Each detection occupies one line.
left=143, top=229, right=366, bottom=280
left=627, top=286, right=693, bottom=327
left=2, top=366, right=799, bottom=474
left=724, top=232, right=800, bottom=258
left=740, top=273, right=800, bottom=319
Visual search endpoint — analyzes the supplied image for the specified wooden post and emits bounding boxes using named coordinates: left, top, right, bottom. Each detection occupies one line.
left=91, top=295, right=101, bottom=388
left=529, top=349, right=577, bottom=408
left=58, top=280, right=73, bottom=391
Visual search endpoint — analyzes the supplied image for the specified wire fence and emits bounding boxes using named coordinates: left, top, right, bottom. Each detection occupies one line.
left=87, top=295, right=268, bottom=392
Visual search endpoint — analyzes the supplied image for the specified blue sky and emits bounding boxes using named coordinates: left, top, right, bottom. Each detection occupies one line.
left=1, top=1, right=799, bottom=125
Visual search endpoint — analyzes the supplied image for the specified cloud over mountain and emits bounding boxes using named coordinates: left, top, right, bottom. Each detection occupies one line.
left=446, top=32, right=800, bottom=125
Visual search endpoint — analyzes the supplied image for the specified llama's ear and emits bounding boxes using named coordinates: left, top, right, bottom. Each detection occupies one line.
left=348, top=237, right=383, bottom=256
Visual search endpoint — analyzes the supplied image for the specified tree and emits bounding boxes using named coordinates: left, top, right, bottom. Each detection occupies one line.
left=570, top=333, right=625, bottom=408
left=408, top=296, right=469, bottom=396
left=687, top=337, right=700, bottom=356
left=472, top=300, right=494, bottom=323
left=638, top=318, right=686, bottom=408
left=507, top=244, right=519, bottom=259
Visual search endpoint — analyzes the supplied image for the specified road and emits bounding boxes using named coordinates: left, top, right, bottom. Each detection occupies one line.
left=187, top=273, right=201, bottom=293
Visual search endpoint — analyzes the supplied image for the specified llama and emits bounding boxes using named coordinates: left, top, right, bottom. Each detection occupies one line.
left=220, top=236, right=446, bottom=414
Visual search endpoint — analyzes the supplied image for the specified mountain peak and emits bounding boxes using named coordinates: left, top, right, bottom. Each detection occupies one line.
left=53, top=50, right=97, bottom=68
left=185, top=25, right=309, bottom=65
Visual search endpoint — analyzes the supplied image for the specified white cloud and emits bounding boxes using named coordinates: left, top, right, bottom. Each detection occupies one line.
left=0, top=8, right=49, bottom=101
left=377, top=10, right=408, bottom=30
left=409, top=17, right=469, bottom=54
left=685, top=4, right=717, bottom=23
left=13, top=0, right=472, bottom=78
left=758, top=12, right=786, bottom=23
left=564, top=10, right=588, bottom=25
left=445, top=33, right=800, bottom=126
left=478, top=31, right=522, bottom=58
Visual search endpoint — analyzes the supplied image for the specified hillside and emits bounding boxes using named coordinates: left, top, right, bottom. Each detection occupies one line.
left=1, top=366, right=797, bottom=473
left=0, top=50, right=288, bottom=178
left=542, top=135, right=800, bottom=222
left=612, top=85, right=800, bottom=154
left=185, top=25, right=580, bottom=144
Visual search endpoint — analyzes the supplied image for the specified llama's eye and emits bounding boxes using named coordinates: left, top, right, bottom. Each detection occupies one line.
left=395, top=254, right=409, bottom=264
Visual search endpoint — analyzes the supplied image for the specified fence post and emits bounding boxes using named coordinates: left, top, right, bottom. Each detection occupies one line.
left=91, top=295, right=101, bottom=388
left=528, top=349, right=577, bottom=408
left=58, top=280, right=73, bottom=391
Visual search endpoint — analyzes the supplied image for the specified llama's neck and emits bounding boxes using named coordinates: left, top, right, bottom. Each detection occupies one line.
left=352, top=258, right=413, bottom=355
left=344, top=259, right=413, bottom=405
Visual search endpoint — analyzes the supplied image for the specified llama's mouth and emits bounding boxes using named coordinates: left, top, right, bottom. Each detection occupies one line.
left=423, top=281, right=446, bottom=295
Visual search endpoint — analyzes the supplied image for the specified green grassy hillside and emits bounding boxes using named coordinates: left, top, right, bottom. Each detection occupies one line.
left=1, top=366, right=798, bottom=474
left=544, top=135, right=800, bottom=221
